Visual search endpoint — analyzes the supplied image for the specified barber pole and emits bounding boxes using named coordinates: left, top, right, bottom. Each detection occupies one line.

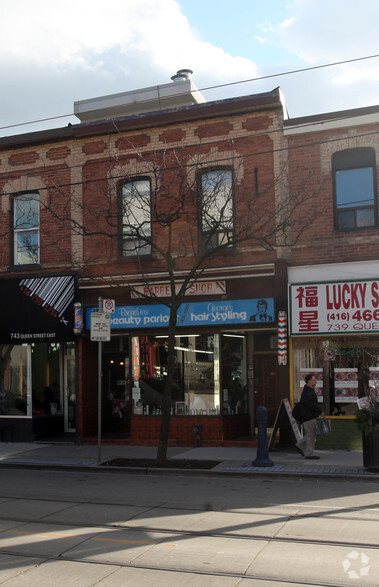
left=278, top=310, right=287, bottom=365
left=73, top=302, right=83, bottom=335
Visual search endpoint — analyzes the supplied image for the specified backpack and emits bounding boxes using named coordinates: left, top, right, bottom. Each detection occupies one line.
left=292, top=402, right=303, bottom=423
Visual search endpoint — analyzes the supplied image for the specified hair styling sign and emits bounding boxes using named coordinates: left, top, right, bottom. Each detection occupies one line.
left=290, top=279, right=379, bottom=335
left=86, top=298, right=275, bottom=330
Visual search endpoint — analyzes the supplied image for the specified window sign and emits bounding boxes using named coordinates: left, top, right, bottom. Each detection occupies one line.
left=369, top=366, right=379, bottom=389
left=334, top=368, right=358, bottom=403
left=290, top=279, right=379, bottom=335
left=132, top=337, right=140, bottom=382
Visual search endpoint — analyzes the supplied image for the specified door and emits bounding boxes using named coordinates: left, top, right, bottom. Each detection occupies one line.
left=64, top=354, right=76, bottom=432
left=253, top=353, right=278, bottom=425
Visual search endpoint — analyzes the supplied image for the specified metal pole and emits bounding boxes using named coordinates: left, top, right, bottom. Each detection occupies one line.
left=97, top=297, right=102, bottom=464
left=253, top=406, right=274, bottom=467
left=97, top=339, right=102, bottom=463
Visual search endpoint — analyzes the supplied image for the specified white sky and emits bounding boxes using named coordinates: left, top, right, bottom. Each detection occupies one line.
left=1, top=0, right=378, bottom=136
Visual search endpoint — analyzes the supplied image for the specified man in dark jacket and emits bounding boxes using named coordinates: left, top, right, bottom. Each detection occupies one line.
left=296, top=373, right=324, bottom=459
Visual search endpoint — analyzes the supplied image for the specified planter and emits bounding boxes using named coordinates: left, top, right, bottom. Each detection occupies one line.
left=362, top=432, right=379, bottom=471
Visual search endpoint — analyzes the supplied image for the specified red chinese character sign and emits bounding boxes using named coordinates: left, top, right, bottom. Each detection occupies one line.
left=290, top=279, right=379, bottom=335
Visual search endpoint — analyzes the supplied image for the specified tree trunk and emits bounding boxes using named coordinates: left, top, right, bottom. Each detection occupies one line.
left=156, top=304, right=178, bottom=463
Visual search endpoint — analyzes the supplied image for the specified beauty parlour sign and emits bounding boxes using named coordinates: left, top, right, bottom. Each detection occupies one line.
left=290, top=279, right=379, bottom=335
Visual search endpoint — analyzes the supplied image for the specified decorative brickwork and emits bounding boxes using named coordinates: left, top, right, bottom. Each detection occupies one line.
left=195, top=121, right=233, bottom=139
left=116, top=134, right=151, bottom=150
left=8, top=151, right=39, bottom=166
left=243, top=116, right=272, bottom=132
left=159, top=128, right=186, bottom=143
left=82, top=141, right=107, bottom=155
left=47, top=146, right=71, bottom=160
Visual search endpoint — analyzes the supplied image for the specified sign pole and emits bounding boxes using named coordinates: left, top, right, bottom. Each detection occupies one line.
left=90, top=298, right=111, bottom=464
left=97, top=297, right=102, bottom=464
left=98, top=338, right=102, bottom=463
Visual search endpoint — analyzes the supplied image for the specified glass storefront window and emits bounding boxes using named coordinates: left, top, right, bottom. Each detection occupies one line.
left=0, top=344, right=30, bottom=416
left=31, top=343, right=62, bottom=415
left=221, top=334, right=248, bottom=415
left=132, top=334, right=220, bottom=415
left=0, top=342, right=67, bottom=419
left=293, top=335, right=379, bottom=416
left=102, top=336, right=130, bottom=433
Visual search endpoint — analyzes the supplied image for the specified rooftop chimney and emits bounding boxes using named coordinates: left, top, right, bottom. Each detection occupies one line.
left=171, top=69, right=193, bottom=82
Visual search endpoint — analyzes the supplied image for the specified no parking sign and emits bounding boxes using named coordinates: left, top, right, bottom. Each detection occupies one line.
left=103, top=298, right=115, bottom=313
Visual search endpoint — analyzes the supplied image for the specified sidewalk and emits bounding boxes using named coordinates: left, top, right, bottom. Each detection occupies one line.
left=0, top=442, right=377, bottom=479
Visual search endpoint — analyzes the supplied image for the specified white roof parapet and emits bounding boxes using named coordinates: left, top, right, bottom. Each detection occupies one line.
left=74, top=72, right=206, bottom=123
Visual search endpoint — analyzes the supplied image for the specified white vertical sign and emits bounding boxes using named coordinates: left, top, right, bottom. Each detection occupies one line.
left=90, top=312, right=111, bottom=341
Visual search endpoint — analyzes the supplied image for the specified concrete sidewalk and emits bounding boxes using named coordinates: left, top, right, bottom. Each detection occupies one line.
left=0, top=441, right=377, bottom=479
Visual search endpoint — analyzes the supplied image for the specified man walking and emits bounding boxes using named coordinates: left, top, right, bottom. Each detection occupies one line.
left=296, top=373, right=324, bottom=459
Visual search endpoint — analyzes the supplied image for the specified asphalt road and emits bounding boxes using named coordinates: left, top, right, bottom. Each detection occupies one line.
left=0, top=468, right=378, bottom=586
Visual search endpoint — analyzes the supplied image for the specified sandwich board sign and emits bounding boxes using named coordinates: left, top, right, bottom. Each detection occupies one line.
left=268, top=398, right=302, bottom=450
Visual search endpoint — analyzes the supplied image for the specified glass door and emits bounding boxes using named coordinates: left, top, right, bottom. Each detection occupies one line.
left=64, top=351, right=76, bottom=432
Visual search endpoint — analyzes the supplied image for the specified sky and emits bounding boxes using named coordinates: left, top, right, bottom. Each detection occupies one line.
left=1, top=0, right=379, bottom=137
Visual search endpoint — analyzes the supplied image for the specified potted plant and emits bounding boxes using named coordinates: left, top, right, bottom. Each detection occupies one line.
left=355, top=385, right=379, bottom=471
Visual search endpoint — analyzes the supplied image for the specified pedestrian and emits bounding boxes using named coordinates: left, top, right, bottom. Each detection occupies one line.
left=295, top=373, right=324, bottom=459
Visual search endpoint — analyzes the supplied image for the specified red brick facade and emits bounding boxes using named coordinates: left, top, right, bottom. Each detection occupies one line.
left=285, top=117, right=379, bottom=266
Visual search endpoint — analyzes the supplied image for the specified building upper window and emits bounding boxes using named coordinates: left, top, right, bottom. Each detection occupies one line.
left=119, top=178, right=151, bottom=256
left=333, top=148, right=377, bottom=230
left=199, top=169, right=234, bottom=248
left=13, top=193, right=40, bottom=265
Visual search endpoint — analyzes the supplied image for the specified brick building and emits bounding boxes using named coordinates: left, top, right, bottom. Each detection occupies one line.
left=0, top=72, right=293, bottom=444
left=285, top=105, right=379, bottom=445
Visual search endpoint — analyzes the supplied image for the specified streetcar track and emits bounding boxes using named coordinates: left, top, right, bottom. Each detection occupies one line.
left=0, top=548, right=365, bottom=587
left=1, top=491, right=379, bottom=516
left=0, top=513, right=378, bottom=551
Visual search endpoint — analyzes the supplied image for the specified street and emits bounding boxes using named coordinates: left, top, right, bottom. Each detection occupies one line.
left=0, top=468, right=378, bottom=585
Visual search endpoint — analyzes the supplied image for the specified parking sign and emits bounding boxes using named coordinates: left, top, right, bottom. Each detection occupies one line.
left=103, top=299, right=115, bottom=313
left=90, top=312, right=111, bottom=341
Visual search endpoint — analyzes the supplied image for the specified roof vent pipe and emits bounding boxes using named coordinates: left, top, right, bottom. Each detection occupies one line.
left=171, top=68, right=193, bottom=82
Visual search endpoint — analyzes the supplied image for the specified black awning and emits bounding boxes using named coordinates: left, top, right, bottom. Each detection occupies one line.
left=0, top=274, right=77, bottom=343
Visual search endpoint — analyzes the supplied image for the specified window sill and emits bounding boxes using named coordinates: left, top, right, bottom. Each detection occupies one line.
left=116, top=254, right=153, bottom=262
left=334, top=225, right=377, bottom=233
left=7, top=263, right=41, bottom=272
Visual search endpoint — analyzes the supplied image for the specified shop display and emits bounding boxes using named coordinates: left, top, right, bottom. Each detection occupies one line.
left=334, top=368, right=358, bottom=403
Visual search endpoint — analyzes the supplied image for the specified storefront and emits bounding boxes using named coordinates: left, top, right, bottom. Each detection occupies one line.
left=84, top=294, right=284, bottom=445
left=289, top=262, right=379, bottom=426
left=0, top=274, right=79, bottom=441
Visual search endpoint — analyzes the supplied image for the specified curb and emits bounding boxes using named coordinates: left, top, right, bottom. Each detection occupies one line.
left=1, top=460, right=378, bottom=481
